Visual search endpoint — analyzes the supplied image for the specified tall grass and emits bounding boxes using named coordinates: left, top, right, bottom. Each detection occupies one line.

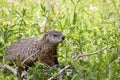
left=0, top=0, right=120, bottom=80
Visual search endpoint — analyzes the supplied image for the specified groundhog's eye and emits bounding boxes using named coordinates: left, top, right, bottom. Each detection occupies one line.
left=53, top=34, right=58, bottom=37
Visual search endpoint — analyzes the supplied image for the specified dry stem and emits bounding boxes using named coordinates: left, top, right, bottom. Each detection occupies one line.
left=48, top=46, right=108, bottom=80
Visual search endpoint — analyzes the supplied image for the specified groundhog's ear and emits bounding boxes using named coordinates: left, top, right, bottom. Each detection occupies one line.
left=45, top=32, right=49, bottom=37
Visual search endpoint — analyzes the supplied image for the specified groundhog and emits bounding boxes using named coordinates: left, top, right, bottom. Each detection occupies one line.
left=5, top=30, right=65, bottom=67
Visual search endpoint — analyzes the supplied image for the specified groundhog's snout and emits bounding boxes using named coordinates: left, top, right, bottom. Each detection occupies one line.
left=62, top=36, right=65, bottom=40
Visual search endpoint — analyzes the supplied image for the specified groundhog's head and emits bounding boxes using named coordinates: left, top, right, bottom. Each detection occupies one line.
left=44, top=30, right=65, bottom=45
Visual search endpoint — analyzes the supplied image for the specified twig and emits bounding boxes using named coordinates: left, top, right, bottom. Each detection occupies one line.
left=48, top=65, right=70, bottom=80
left=74, top=45, right=108, bottom=60
left=16, top=54, right=25, bottom=78
left=46, top=0, right=50, bottom=10
left=22, top=50, right=39, bottom=64
left=38, top=0, right=50, bottom=32
left=39, top=17, right=48, bottom=32
left=3, top=64, right=28, bottom=80
left=21, top=71, right=28, bottom=80
left=0, top=51, right=40, bottom=79
left=48, top=46, right=108, bottom=80
left=2, top=54, right=29, bottom=79
left=4, top=65, right=17, bottom=75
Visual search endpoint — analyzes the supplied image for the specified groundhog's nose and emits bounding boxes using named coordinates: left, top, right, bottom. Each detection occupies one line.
left=62, top=36, right=65, bottom=40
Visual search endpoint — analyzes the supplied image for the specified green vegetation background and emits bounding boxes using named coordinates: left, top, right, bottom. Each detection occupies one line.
left=0, top=0, right=120, bottom=80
